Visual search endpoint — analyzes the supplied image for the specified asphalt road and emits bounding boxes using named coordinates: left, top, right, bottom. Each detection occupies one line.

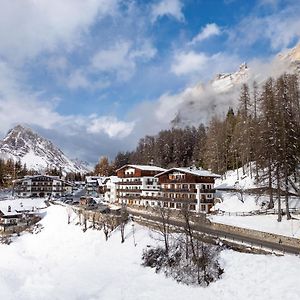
left=128, top=209, right=300, bottom=255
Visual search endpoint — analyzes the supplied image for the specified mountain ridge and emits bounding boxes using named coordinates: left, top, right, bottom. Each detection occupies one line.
left=0, top=125, right=91, bottom=174
left=170, top=43, right=300, bottom=128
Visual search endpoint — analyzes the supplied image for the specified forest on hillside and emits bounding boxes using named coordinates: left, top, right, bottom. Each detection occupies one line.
left=111, top=73, right=299, bottom=175
left=101, top=73, right=300, bottom=218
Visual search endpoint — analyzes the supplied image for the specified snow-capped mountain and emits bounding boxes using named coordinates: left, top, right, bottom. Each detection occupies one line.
left=170, top=44, right=300, bottom=128
left=0, top=125, right=91, bottom=173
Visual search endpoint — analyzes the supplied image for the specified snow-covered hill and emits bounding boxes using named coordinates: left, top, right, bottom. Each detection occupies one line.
left=0, top=203, right=300, bottom=300
left=171, top=44, right=300, bottom=128
left=0, top=125, right=90, bottom=173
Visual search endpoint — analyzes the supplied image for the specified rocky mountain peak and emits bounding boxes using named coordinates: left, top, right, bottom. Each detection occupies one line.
left=0, top=124, right=90, bottom=174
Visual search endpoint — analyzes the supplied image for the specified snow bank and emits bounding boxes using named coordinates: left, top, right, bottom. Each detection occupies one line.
left=0, top=205, right=300, bottom=300
left=215, top=165, right=258, bottom=190
left=213, top=191, right=300, bottom=213
left=211, top=214, right=300, bottom=238
left=214, top=192, right=261, bottom=212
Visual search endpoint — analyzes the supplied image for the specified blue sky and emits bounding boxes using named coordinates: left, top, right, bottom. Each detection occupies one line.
left=0, top=0, right=299, bottom=164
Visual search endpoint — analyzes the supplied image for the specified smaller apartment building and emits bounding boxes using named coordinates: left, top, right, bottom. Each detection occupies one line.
left=13, top=175, right=68, bottom=198
left=115, top=165, right=220, bottom=213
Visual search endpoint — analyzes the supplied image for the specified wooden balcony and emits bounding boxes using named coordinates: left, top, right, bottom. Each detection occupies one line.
left=142, top=195, right=197, bottom=204
left=200, top=189, right=215, bottom=193
left=119, top=195, right=141, bottom=200
left=161, top=188, right=197, bottom=193
left=117, top=188, right=141, bottom=193
left=117, top=181, right=142, bottom=186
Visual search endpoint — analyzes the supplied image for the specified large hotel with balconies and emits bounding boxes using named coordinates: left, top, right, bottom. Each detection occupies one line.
left=116, top=165, right=166, bottom=205
left=116, top=164, right=220, bottom=213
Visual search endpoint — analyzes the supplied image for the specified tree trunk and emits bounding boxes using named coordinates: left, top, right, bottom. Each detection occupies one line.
left=277, top=167, right=282, bottom=222
left=268, top=159, right=274, bottom=209
left=285, top=176, right=291, bottom=220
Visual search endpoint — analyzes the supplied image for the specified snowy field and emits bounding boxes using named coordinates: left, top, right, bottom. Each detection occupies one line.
left=214, top=191, right=300, bottom=213
left=212, top=191, right=300, bottom=237
left=0, top=204, right=300, bottom=300
left=214, top=192, right=263, bottom=212
left=210, top=214, right=300, bottom=238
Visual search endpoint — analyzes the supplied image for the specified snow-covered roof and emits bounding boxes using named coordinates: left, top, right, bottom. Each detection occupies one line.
left=0, top=198, right=47, bottom=217
left=116, top=164, right=166, bottom=172
left=155, top=167, right=221, bottom=178
left=0, top=209, right=22, bottom=217
left=13, top=175, right=64, bottom=183
left=107, top=176, right=119, bottom=183
left=85, top=176, right=103, bottom=183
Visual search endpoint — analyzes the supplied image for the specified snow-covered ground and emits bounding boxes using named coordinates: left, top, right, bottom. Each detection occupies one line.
left=214, top=192, right=262, bottom=212
left=212, top=190, right=300, bottom=238
left=215, top=165, right=259, bottom=190
left=214, top=191, right=300, bottom=213
left=211, top=214, right=300, bottom=238
left=215, top=163, right=300, bottom=195
left=0, top=197, right=47, bottom=213
left=0, top=204, right=300, bottom=300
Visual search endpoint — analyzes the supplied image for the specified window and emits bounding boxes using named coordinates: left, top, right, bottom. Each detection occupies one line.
left=170, top=202, right=175, bottom=208
left=176, top=203, right=182, bottom=209
left=190, top=204, right=196, bottom=210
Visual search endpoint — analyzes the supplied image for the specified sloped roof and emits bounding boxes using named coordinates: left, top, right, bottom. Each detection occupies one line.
left=13, top=175, right=64, bottom=183
left=116, top=164, right=166, bottom=172
left=155, top=167, right=220, bottom=178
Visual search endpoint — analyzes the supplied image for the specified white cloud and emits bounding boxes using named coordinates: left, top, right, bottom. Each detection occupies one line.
left=130, top=40, right=157, bottom=61
left=0, top=63, right=63, bottom=134
left=190, top=23, right=221, bottom=45
left=229, top=3, right=300, bottom=51
left=91, top=40, right=156, bottom=81
left=46, top=56, right=69, bottom=72
left=151, top=0, right=184, bottom=22
left=0, top=58, right=135, bottom=164
left=87, top=116, right=135, bottom=138
left=67, top=70, right=91, bottom=90
left=91, top=41, right=134, bottom=80
left=171, top=51, right=210, bottom=76
left=0, top=0, right=119, bottom=62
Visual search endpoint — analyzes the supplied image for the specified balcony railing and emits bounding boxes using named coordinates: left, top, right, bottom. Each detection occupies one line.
left=117, top=181, right=142, bottom=186
left=200, top=199, right=214, bottom=204
left=143, top=196, right=197, bottom=203
left=200, top=189, right=215, bottom=193
left=161, top=188, right=197, bottom=193
left=117, top=188, right=141, bottom=193
left=119, top=195, right=141, bottom=200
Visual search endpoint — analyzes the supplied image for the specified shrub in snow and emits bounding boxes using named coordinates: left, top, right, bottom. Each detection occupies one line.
left=142, top=241, right=223, bottom=286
